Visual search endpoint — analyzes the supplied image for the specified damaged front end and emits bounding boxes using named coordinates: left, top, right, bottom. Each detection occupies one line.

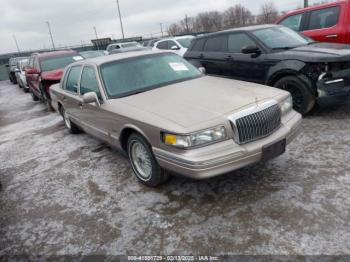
left=304, top=62, right=350, bottom=106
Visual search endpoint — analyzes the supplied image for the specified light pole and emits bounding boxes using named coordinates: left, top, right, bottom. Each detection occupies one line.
left=93, top=26, right=99, bottom=39
left=160, top=23, right=164, bottom=37
left=46, top=21, right=56, bottom=50
left=13, top=35, right=21, bottom=54
left=116, top=0, right=125, bottom=39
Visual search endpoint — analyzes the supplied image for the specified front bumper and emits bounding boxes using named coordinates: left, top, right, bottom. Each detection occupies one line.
left=317, top=70, right=350, bottom=106
left=153, top=111, right=302, bottom=179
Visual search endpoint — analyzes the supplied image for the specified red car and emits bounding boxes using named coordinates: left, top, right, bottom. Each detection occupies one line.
left=25, top=50, right=83, bottom=110
left=276, top=0, right=350, bottom=44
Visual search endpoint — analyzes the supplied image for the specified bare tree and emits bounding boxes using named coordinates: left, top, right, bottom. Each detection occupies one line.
left=195, top=11, right=222, bottom=32
left=179, top=15, right=195, bottom=34
left=222, top=4, right=253, bottom=29
left=257, top=1, right=279, bottom=24
left=168, top=23, right=182, bottom=36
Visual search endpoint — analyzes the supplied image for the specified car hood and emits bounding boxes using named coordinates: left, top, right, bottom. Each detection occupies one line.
left=270, top=42, right=350, bottom=62
left=114, top=76, right=286, bottom=128
left=41, top=69, right=64, bottom=81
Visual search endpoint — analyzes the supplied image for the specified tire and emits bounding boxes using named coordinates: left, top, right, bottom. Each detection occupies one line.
left=127, top=133, right=170, bottom=187
left=60, top=106, right=81, bottom=134
left=23, top=86, right=29, bottom=93
left=40, top=84, right=54, bottom=112
left=274, top=75, right=316, bottom=115
left=30, top=87, right=39, bottom=101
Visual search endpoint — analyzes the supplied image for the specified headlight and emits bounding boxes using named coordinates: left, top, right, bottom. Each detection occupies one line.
left=163, top=126, right=227, bottom=148
left=280, top=96, right=293, bottom=115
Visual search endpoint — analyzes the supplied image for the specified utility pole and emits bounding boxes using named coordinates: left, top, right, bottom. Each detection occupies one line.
left=46, top=21, right=55, bottom=50
left=13, top=35, right=20, bottom=54
left=304, top=0, right=308, bottom=8
left=93, top=26, right=98, bottom=39
left=160, top=23, right=164, bottom=37
left=116, top=0, right=125, bottom=39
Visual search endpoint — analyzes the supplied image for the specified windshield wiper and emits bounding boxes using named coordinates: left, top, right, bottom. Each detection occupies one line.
left=271, top=46, right=294, bottom=50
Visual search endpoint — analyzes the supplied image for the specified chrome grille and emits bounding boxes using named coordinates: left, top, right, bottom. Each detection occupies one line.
left=234, top=104, right=281, bottom=144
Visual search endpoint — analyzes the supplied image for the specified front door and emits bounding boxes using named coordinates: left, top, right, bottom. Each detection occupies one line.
left=225, top=32, right=270, bottom=84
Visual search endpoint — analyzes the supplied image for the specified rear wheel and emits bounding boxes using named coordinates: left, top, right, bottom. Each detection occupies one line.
left=127, top=133, right=170, bottom=187
left=60, top=106, right=80, bottom=134
left=274, top=75, right=315, bottom=115
left=30, top=88, right=39, bottom=101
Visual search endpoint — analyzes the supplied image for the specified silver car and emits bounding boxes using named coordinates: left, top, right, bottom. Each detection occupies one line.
left=50, top=51, right=302, bottom=187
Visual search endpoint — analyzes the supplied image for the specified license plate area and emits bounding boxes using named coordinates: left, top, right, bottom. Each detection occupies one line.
left=262, top=139, right=286, bottom=162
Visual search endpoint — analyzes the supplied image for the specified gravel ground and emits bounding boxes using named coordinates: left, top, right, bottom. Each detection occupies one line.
left=0, top=80, right=350, bottom=257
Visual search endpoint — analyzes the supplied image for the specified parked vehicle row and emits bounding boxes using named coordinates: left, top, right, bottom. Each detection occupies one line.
left=6, top=19, right=350, bottom=187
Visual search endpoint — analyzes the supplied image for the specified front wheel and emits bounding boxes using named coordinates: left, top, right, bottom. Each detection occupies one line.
left=127, top=133, right=170, bottom=187
left=274, top=75, right=316, bottom=115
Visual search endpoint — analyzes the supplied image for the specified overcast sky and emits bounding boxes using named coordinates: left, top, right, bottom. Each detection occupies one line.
left=0, top=0, right=331, bottom=54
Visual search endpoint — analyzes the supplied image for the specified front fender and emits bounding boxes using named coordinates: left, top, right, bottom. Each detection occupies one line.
left=267, top=60, right=306, bottom=85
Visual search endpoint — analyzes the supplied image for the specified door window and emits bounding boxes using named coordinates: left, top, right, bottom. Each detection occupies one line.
left=65, top=66, right=81, bottom=93
left=80, top=67, right=101, bottom=99
left=228, top=33, right=256, bottom=53
left=168, top=40, right=179, bottom=49
left=203, top=35, right=227, bottom=52
left=307, top=6, right=340, bottom=30
left=156, top=41, right=169, bottom=50
left=280, top=13, right=303, bottom=31
left=192, top=38, right=206, bottom=51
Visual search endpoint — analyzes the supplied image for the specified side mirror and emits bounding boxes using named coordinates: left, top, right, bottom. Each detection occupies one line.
left=198, top=67, right=206, bottom=74
left=171, top=45, right=180, bottom=50
left=242, top=45, right=261, bottom=55
left=82, top=92, right=100, bottom=107
left=26, top=68, right=39, bottom=75
left=5, top=64, right=9, bottom=68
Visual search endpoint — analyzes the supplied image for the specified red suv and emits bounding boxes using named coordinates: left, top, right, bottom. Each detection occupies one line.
left=26, top=50, right=83, bottom=110
left=276, top=0, right=350, bottom=44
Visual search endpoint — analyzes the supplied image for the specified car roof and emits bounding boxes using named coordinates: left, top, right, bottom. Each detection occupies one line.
left=35, top=50, right=78, bottom=59
left=70, top=50, right=171, bottom=66
left=196, top=24, right=279, bottom=38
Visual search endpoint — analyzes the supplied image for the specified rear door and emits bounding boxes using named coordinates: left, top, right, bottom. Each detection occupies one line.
left=199, top=34, right=228, bottom=75
left=63, top=65, right=83, bottom=123
left=303, top=4, right=344, bottom=43
left=78, top=65, right=111, bottom=142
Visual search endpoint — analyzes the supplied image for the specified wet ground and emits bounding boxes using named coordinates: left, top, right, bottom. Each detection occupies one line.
left=0, top=80, right=349, bottom=257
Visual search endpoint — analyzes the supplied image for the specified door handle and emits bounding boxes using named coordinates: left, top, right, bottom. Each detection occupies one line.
left=224, top=55, right=233, bottom=61
left=325, top=34, right=338, bottom=38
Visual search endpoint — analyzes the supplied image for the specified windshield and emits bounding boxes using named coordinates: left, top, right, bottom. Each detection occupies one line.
left=100, top=53, right=202, bottom=98
left=40, top=55, right=83, bottom=72
left=252, top=27, right=312, bottom=49
left=177, top=37, right=194, bottom=48
left=80, top=51, right=105, bottom=59
left=121, top=42, right=141, bottom=48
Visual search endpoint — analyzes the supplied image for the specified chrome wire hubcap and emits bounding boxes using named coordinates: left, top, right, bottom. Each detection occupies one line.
left=130, top=142, right=152, bottom=180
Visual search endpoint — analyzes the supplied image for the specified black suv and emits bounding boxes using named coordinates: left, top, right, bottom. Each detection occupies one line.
left=184, top=24, right=350, bottom=114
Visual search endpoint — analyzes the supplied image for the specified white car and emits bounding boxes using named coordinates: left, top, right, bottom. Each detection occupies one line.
left=106, top=42, right=143, bottom=54
left=15, top=58, right=29, bottom=92
left=152, top=36, right=195, bottom=56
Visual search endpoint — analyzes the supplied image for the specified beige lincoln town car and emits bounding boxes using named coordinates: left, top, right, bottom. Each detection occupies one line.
left=50, top=51, right=302, bottom=187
